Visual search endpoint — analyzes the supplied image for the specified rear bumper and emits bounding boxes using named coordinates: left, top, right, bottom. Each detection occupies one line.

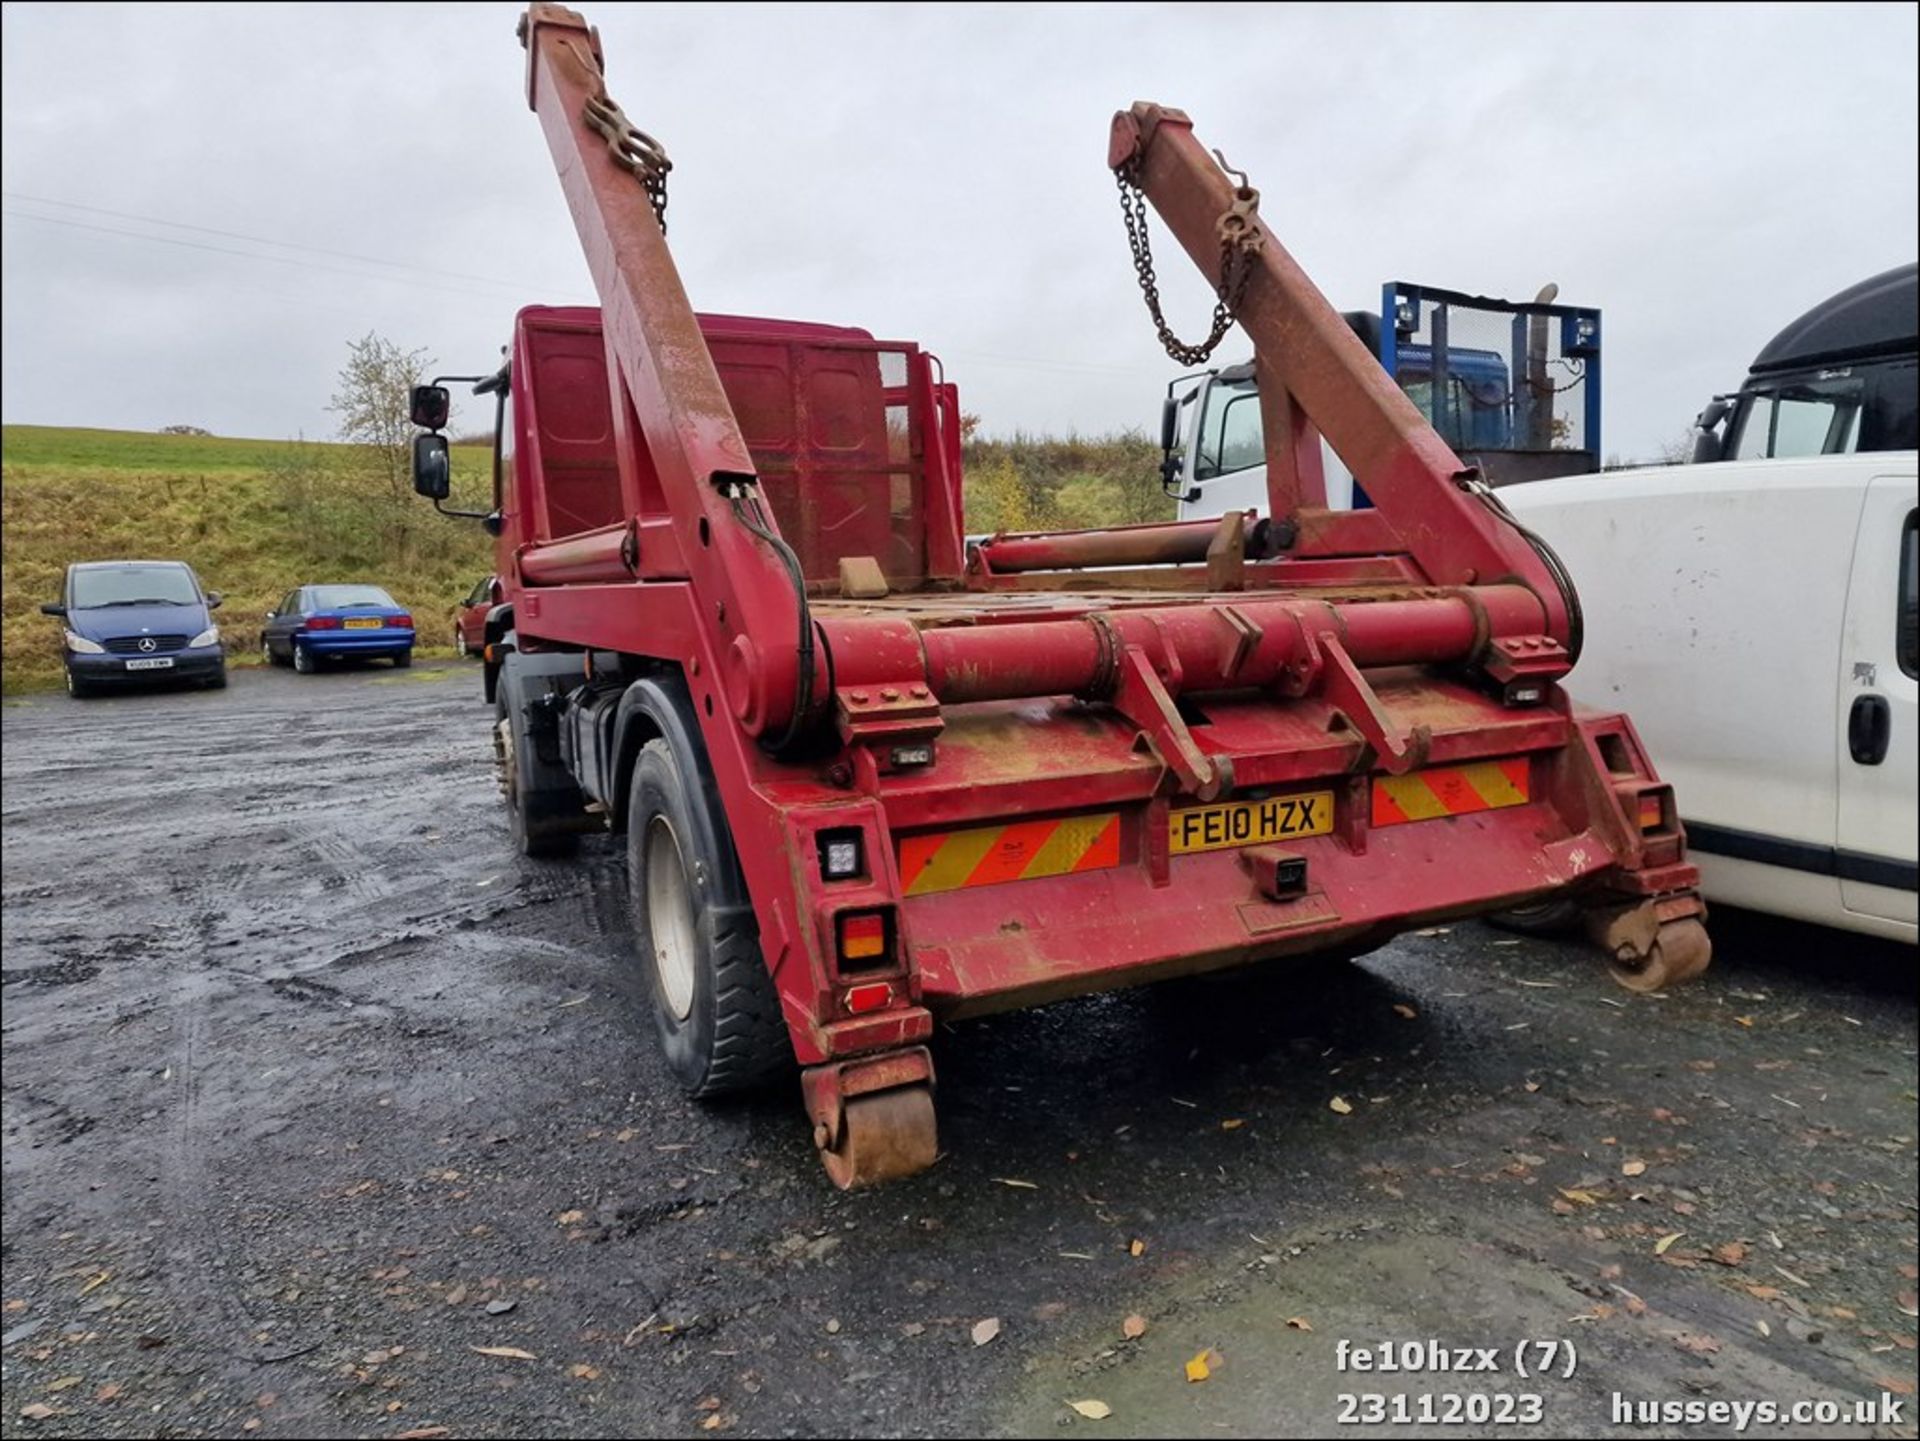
left=301, top=632, right=414, bottom=656
left=904, top=800, right=1618, bottom=1019
left=67, top=648, right=224, bottom=684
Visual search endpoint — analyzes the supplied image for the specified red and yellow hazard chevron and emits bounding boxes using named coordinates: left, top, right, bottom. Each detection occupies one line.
left=899, top=813, right=1121, bottom=896
left=1371, top=758, right=1531, bottom=827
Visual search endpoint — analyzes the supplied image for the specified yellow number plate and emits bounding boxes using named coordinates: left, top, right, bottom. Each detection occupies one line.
left=343, top=617, right=382, bottom=629
left=1170, top=791, right=1335, bottom=855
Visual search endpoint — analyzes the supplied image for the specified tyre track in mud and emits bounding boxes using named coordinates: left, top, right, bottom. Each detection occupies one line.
left=3, top=664, right=1914, bottom=1439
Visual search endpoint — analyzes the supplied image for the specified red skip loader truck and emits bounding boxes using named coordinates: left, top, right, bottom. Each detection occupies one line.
left=404, top=3, right=1710, bottom=1187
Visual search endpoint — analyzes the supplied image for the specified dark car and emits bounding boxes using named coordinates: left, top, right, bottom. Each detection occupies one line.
left=42, top=560, right=226, bottom=698
left=454, top=575, right=500, bottom=659
left=261, top=584, right=415, bottom=673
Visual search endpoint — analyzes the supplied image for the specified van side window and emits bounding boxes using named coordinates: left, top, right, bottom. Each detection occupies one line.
left=1900, top=510, right=1917, bottom=680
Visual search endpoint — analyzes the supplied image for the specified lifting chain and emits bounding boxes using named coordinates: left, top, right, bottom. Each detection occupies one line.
left=584, top=90, right=671, bottom=232
left=1116, top=151, right=1264, bottom=366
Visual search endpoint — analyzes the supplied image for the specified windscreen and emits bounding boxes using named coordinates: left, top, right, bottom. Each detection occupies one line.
left=310, top=585, right=396, bottom=609
left=71, top=566, right=199, bottom=607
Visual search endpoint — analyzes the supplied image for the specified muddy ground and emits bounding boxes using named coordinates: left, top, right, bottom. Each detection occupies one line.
left=2, top=663, right=1915, bottom=1439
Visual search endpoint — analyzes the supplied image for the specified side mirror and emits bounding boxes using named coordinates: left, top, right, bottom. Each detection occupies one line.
left=207, top=591, right=224, bottom=609
left=1158, top=395, right=1180, bottom=454
left=40, top=602, right=66, bottom=617
left=410, top=384, right=452, bottom=431
left=412, top=433, right=452, bottom=500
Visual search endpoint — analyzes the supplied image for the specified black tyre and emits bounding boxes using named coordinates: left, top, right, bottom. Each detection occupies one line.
left=1489, top=898, right=1582, bottom=936
left=496, top=655, right=582, bottom=859
left=64, top=668, right=96, bottom=700
left=392, top=650, right=413, bottom=669
left=204, top=665, right=228, bottom=690
left=293, top=643, right=317, bottom=675
left=455, top=629, right=469, bottom=659
left=627, top=738, right=788, bottom=1097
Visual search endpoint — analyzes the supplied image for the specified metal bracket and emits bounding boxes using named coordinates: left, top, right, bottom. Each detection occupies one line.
left=1112, top=644, right=1230, bottom=801
left=1316, top=630, right=1429, bottom=776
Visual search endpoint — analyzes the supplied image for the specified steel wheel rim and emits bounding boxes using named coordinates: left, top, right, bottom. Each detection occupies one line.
left=456, top=631, right=468, bottom=657
left=645, top=816, right=697, bottom=1022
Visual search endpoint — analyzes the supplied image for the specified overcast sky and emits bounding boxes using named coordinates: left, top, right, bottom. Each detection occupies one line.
left=3, top=2, right=1915, bottom=462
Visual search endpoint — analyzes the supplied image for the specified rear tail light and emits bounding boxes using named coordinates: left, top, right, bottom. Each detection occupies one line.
left=1638, top=795, right=1664, bottom=830
left=836, top=910, right=892, bottom=972
left=390, top=614, right=414, bottom=630
left=306, top=615, right=342, bottom=630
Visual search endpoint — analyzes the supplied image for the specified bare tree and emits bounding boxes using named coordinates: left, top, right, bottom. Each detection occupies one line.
left=328, top=332, right=433, bottom=556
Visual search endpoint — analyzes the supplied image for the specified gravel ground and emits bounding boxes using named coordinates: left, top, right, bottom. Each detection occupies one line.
left=3, top=663, right=1915, bottom=1439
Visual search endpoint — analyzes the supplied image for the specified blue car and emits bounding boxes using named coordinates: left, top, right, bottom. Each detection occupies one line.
left=262, top=584, right=416, bottom=674
left=42, top=560, right=227, bottom=698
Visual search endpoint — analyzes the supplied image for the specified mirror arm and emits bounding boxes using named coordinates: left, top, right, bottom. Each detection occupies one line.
left=433, top=496, right=493, bottom=521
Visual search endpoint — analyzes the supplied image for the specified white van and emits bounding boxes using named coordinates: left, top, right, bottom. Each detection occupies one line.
left=1503, top=455, right=1917, bottom=942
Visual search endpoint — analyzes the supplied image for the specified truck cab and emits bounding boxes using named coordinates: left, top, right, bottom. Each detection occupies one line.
left=1691, top=263, right=1918, bottom=464
left=1168, top=283, right=1602, bottom=522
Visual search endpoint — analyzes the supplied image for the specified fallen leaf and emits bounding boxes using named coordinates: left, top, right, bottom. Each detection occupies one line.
left=569, top=1363, right=601, bottom=1380
left=1220, top=1119, right=1244, bottom=1131
left=557, top=1209, right=587, bottom=1225
left=95, top=1384, right=122, bottom=1402
left=1558, top=1189, right=1601, bottom=1206
left=1129, top=1239, right=1145, bottom=1258
left=1713, top=1242, right=1749, bottom=1267
left=44, top=1378, right=81, bottom=1394
left=1524, top=1081, right=1541, bottom=1093
left=1672, top=1332, right=1721, bottom=1356
left=1285, top=1316, right=1313, bottom=1332
left=1735, top=1015, right=1754, bottom=1027
left=992, top=1178, right=1039, bottom=1190
left=615, top=1128, right=637, bottom=1143
left=1897, top=1292, right=1919, bottom=1318
left=1772, top=1265, right=1811, bottom=1287
left=394, top=1430, right=451, bottom=1441
left=1623, top=1294, right=1648, bottom=1317
left=1185, top=1349, right=1218, bottom=1383
left=1122, top=1314, right=1148, bottom=1340
left=1393, top=1004, right=1417, bottom=1019
left=1329, top=1096, right=1353, bottom=1115
left=1068, top=1399, right=1112, bottom=1420
left=1756, top=1320, right=1771, bottom=1337
left=1654, top=1232, right=1685, bottom=1255
left=1621, top=1160, right=1647, bottom=1177
left=972, top=1317, right=1001, bottom=1347
left=78, top=1272, right=110, bottom=1297
left=469, top=1345, right=537, bottom=1361
left=1746, top=1285, right=1785, bottom=1301
left=17, top=1404, right=60, bottom=1421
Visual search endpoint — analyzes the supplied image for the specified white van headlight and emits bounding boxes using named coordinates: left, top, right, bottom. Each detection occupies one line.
left=65, top=631, right=105, bottom=655
left=189, top=626, right=220, bottom=648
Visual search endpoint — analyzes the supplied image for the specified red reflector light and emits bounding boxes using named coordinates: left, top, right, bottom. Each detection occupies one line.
left=305, top=615, right=342, bottom=630
left=1638, top=795, right=1664, bottom=830
left=840, top=912, right=887, bottom=961
left=844, top=982, right=892, bottom=1014
left=390, top=613, right=414, bottom=630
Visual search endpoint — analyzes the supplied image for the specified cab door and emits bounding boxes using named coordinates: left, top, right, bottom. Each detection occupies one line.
left=1836, top=474, right=1919, bottom=929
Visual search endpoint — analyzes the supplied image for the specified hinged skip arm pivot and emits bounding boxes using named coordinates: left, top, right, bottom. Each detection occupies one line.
left=519, top=3, right=810, bottom=740
left=1108, top=103, right=1576, bottom=654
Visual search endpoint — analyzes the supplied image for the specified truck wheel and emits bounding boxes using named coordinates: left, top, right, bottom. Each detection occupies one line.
left=495, top=654, right=583, bottom=859
left=1489, top=898, right=1582, bottom=936
left=627, top=738, right=788, bottom=1097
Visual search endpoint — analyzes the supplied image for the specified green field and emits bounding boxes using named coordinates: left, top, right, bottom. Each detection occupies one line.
left=1, top=425, right=495, bottom=692
left=1, top=423, right=1167, bottom=693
